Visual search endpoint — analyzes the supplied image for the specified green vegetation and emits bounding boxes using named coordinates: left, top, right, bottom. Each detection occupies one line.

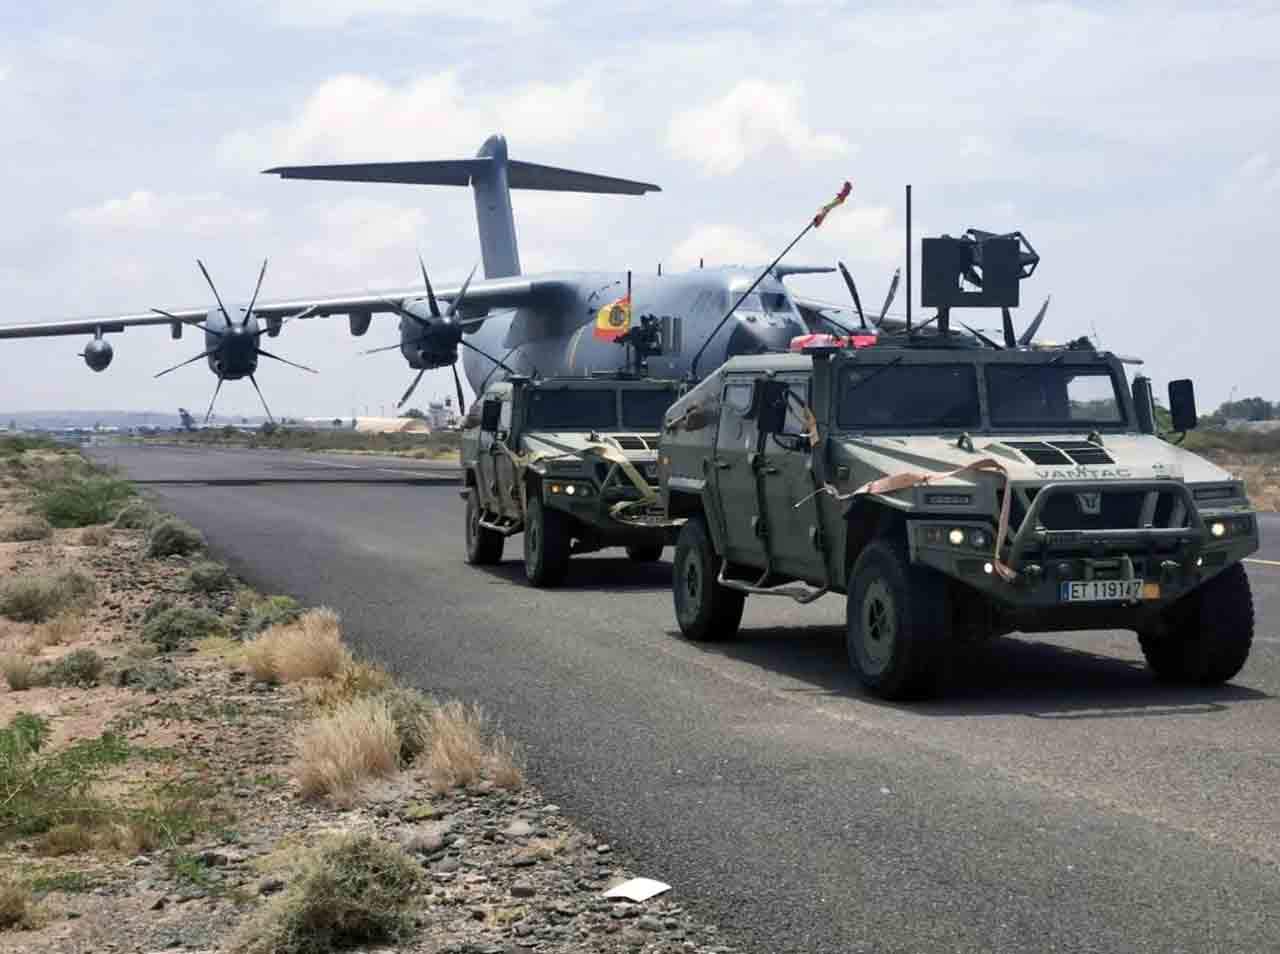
left=0, top=435, right=59, bottom=457
left=237, top=594, right=303, bottom=638
left=187, top=560, right=233, bottom=594
left=141, top=606, right=227, bottom=652
left=378, top=686, right=436, bottom=765
left=236, top=834, right=423, bottom=954
left=112, top=500, right=157, bottom=531
left=163, top=426, right=461, bottom=459
left=0, top=514, right=52, bottom=542
left=145, top=517, right=206, bottom=558
left=36, top=474, right=134, bottom=528
left=0, top=569, right=95, bottom=623
left=44, top=649, right=104, bottom=689
left=1182, top=426, right=1280, bottom=455
left=113, top=660, right=185, bottom=693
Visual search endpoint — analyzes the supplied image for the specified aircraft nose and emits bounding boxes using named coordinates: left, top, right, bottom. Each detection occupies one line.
left=725, top=318, right=803, bottom=357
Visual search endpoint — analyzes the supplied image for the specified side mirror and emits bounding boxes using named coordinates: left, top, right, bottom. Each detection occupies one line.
left=754, top=380, right=790, bottom=435
left=1132, top=376, right=1156, bottom=434
left=480, top=399, right=502, bottom=433
left=1168, top=379, right=1198, bottom=432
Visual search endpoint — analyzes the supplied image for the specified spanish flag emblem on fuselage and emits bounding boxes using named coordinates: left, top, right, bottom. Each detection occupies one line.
left=593, top=294, right=631, bottom=341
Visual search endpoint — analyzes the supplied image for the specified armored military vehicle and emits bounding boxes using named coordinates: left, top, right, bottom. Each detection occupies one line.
left=659, top=232, right=1258, bottom=699
left=461, top=374, right=682, bottom=586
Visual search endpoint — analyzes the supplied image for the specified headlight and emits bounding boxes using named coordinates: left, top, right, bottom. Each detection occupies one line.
left=947, top=528, right=966, bottom=546
left=1210, top=521, right=1226, bottom=538
left=1205, top=516, right=1253, bottom=539
left=968, top=529, right=991, bottom=550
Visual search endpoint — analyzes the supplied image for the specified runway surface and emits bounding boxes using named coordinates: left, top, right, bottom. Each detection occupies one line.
left=93, top=445, right=1280, bottom=954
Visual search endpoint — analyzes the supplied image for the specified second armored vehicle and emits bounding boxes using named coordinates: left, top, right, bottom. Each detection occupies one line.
left=659, top=335, right=1258, bottom=699
left=462, top=374, right=682, bottom=586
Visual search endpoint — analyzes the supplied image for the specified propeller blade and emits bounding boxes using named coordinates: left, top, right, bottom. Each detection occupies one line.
left=151, top=308, right=224, bottom=337
left=204, top=376, right=224, bottom=424
left=451, top=362, right=467, bottom=412
left=818, top=311, right=854, bottom=336
left=396, top=368, right=427, bottom=409
left=154, top=348, right=218, bottom=379
left=445, top=264, right=479, bottom=319
left=837, top=262, right=867, bottom=331
left=419, top=255, right=440, bottom=318
left=459, top=337, right=517, bottom=374
left=196, top=259, right=233, bottom=326
left=243, top=258, right=268, bottom=327
left=257, top=348, right=318, bottom=374
left=876, top=268, right=900, bottom=328
left=248, top=373, right=274, bottom=423
left=362, top=338, right=423, bottom=356
left=960, top=322, right=1004, bottom=350
left=1017, top=295, right=1051, bottom=346
left=1000, top=307, right=1017, bottom=349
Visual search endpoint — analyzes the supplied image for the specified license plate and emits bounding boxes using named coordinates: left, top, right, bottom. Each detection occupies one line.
left=1059, top=580, right=1156, bottom=602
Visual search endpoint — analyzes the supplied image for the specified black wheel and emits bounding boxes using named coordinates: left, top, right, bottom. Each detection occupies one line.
left=1139, top=563, right=1254, bottom=685
left=846, top=539, right=949, bottom=700
left=626, top=542, right=664, bottom=563
left=464, top=488, right=503, bottom=565
left=672, top=517, right=744, bottom=641
left=524, top=493, right=570, bottom=587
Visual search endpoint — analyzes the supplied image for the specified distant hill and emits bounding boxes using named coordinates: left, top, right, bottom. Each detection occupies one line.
left=0, top=410, right=267, bottom=430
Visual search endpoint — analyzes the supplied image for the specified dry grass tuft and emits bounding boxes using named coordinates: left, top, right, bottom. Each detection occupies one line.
left=426, top=700, right=488, bottom=793
left=0, top=878, right=34, bottom=931
left=301, top=658, right=394, bottom=710
left=245, top=608, right=350, bottom=685
left=37, top=821, right=95, bottom=857
left=0, top=513, right=52, bottom=542
left=294, top=696, right=400, bottom=803
left=78, top=525, right=112, bottom=547
left=489, top=733, right=525, bottom=790
left=1, top=653, right=40, bottom=691
left=0, top=569, right=95, bottom=623
left=27, top=612, right=86, bottom=653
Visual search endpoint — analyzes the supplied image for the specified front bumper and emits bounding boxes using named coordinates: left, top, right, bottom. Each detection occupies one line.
left=910, top=479, right=1258, bottom=613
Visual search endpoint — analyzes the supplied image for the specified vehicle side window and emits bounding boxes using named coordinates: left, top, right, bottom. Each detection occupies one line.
left=723, top=382, right=753, bottom=415
left=780, top=378, right=812, bottom=437
left=499, top=399, right=513, bottom=430
left=718, top=380, right=755, bottom=448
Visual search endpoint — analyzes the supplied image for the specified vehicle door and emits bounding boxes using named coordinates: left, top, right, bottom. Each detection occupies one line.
left=712, top=376, right=768, bottom=567
left=473, top=396, right=502, bottom=514
left=492, top=397, right=521, bottom=518
left=761, top=373, right=825, bottom=580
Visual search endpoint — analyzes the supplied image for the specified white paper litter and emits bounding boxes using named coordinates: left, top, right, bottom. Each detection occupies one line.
left=603, top=877, right=671, bottom=902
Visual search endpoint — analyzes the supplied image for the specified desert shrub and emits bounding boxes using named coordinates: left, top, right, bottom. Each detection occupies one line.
left=489, top=734, right=524, bottom=791
left=45, top=649, right=103, bottom=689
left=1, top=654, right=40, bottom=691
left=186, top=560, right=232, bottom=594
left=237, top=595, right=303, bottom=638
left=378, top=686, right=435, bottom=766
left=235, top=834, right=423, bottom=954
left=302, top=659, right=393, bottom=710
left=112, top=501, right=156, bottom=531
left=27, top=613, right=86, bottom=653
left=141, top=606, right=226, bottom=652
left=0, top=514, right=52, bottom=542
left=0, top=436, right=58, bottom=457
left=0, top=713, right=128, bottom=837
left=293, top=696, right=399, bottom=802
left=113, top=660, right=184, bottom=693
left=143, top=598, right=174, bottom=623
left=425, top=701, right=488, bottom=793
left=0, top=570, right=95, bottom=623
left=78, top=525, right=112, bottom=547
left=0, top=878, right=33, bottom=931
left=145, top=517, right=205, bottom=558
left=37, top=476, right=134, bottom=528
left=244, top=609, right=348, bottom=684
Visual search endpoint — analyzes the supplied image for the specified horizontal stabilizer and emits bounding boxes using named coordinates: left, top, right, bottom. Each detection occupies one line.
left=264, top=158, right=660, bottom=195
left=773, top=264, right=836, bottom=278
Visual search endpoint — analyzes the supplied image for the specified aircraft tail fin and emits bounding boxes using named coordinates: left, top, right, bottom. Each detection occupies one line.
left=264, top=135, right=659, bottom=280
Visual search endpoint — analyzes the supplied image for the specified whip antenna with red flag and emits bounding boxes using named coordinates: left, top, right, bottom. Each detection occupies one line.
left=689, top=181, right=853, bottom=378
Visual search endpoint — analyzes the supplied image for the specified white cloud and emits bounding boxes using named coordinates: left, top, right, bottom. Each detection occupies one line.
left=1223, top=153, right=1280, bottom=199
left=67, top=191, right=267, bottom=234
left=666, top=80, right=852, bottom=176
left=669, top=225, right=771, bottom=271
left=270, top=0, right=550, bottom=28
left=218, top=71, right=607, bottom=168
left=812, top=204, right=900, bottom=266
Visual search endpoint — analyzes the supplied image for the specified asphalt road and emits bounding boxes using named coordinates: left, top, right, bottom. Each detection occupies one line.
left=93, top=445, right=1280, bottom=954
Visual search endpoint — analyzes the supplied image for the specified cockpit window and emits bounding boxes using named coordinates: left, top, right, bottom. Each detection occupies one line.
left=760, top=292, right=793, bottom=314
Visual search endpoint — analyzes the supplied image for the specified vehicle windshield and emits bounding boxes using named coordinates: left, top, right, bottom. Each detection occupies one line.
left=525, top=389, right=617, bottom=429
left=986, top=364, right=1125, bottom=427
left=838, top=364, right=981, bottom=429
left=621, top=389, right=677, bottom=429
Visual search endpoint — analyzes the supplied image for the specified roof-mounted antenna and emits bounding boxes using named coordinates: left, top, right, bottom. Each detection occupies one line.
left=688, top=181, right=852, bottom=379
left=905, top=184, right=912, bottom=334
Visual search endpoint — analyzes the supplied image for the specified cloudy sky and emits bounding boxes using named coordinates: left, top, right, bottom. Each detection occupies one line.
left=2, top=1, right=1278, bottom=420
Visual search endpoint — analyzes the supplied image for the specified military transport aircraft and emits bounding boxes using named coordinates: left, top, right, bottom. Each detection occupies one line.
left=0, top=134, right=1023, bottom=419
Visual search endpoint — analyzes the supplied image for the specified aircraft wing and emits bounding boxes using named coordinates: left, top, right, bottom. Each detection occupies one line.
left=0, top=276, right=574, bottom=340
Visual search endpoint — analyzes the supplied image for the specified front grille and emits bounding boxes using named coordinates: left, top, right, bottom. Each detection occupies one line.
left=613, top=435, right=647, bottom=450
left=1004, top=441, right=1071, bottom=465
left=1049, top=440, right=1114, bottom=465
left=1002, top=484, right=1189, bottom=535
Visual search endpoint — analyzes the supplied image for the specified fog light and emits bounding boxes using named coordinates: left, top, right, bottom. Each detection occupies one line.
left=969, top=529, right=991, bottom=550
left=550, top=483, right=562, bottom=494
left=948, top=528, right=966, bottom=546
left=566, top=484, right=577, bottom=496
left=983, top=562, right=994, bottom=575
left=1210, top=521, right=1226, bottom=538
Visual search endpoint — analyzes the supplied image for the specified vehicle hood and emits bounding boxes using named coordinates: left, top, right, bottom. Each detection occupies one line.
left=836, top=433, right=1235, bottom=487
left=520, top=431, right=658, bottom=463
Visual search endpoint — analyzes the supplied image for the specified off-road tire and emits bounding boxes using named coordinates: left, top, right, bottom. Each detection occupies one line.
left=464, top=488, right=504, bottom=565
left=1139, top=563, right=1254, bottom=685
left=524, top=493, right=571, bottom=587
left=672, top=516, right=745, bottom=642
left=846, top=539, right=949, bottom=700
left=626, top=542, right=664, bottom=563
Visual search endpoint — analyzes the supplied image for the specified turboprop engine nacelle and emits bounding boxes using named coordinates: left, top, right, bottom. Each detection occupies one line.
left=82, top=336, right=113, bottom=372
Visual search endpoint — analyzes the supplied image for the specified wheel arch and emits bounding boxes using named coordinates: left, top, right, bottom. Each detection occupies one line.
left=844, top=499, right=906, bottom=580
